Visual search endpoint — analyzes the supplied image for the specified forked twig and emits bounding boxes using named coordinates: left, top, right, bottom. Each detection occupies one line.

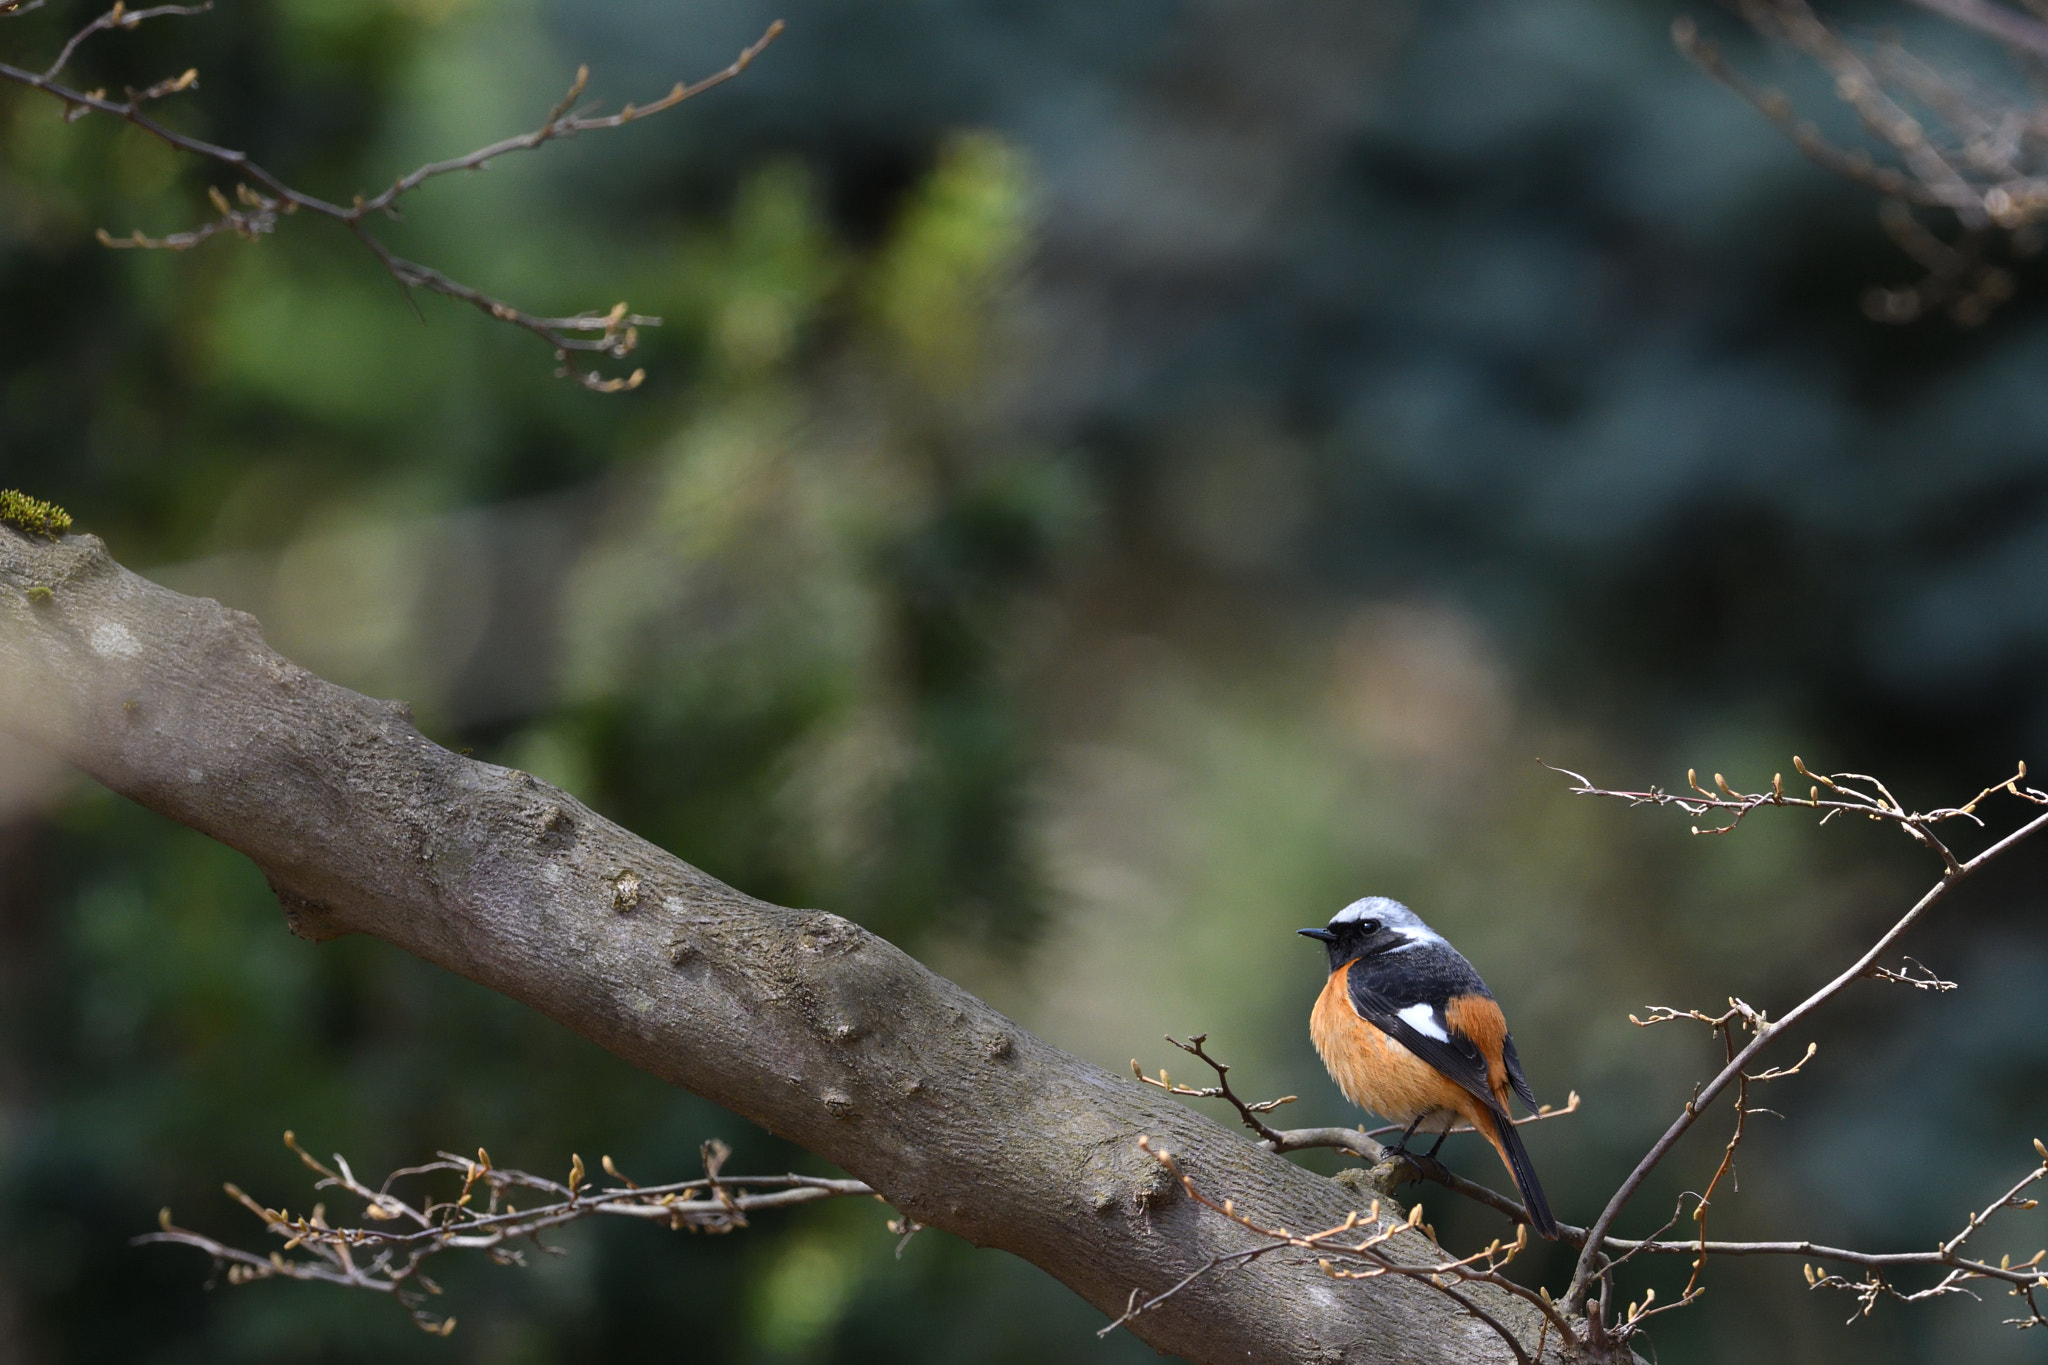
left=1130, top=1033, right=1298, bottom=1147
left=0, top=4, right=784, bottom=390
left=1559, top=759, right=2048, bottom=1321
left=1675, top=0, right=2048, bottom=324
left=1097, top=1137, right=1566, bottom=1365
left=136, top=1132, right=874, bottom=1335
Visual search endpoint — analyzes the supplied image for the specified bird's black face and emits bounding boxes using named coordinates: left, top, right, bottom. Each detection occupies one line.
left=1297, top=915, right=1396, bottom=971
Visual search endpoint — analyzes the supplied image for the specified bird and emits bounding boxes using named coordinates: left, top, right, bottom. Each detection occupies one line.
left=1299, top=895, right=1559, bottom=1239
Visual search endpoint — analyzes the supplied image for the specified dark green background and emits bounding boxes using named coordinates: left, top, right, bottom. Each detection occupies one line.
left=4, top=0, right=2048, bottom=1361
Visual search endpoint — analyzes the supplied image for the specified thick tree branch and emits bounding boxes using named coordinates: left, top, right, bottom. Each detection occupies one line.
left=0, top=523, right=1569, bottom=1365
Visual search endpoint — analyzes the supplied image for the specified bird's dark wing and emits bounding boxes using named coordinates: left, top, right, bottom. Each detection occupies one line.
left=1346, top=968, right=1499, bottom=1112
left=1501, top=1033, right=1539, bottom=1111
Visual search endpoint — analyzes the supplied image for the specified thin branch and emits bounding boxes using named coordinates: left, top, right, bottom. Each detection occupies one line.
left=0, top=6, right=785, bottom=391
left=1131, top=1034, right=1298, bottom=1147
left=1351, top=1090, right=1583, bottom=1145
left=1868, top=955, right=1959, bottom=992
left=1677, top=0, right=2048, bottom=324
left=1796, top=1148, right=2048, bottom=1325
left=1133, top=1036, right=1581, bottom=1231
left=1100, top=1138, right=1568, bottom=1364
left=1560, top=762, right=2048, bottom=1313
left=135, top=1132, right=875, bottom=1335
left=44, top=1, right=207, bottom=82
left=1906, top=0, right=2048, bottom=57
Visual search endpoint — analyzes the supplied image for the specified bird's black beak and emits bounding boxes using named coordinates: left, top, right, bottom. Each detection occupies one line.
left=1297, top=927, right=1337, bottom=942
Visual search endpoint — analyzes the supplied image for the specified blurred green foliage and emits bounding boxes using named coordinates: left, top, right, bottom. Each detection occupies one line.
left=5, top=0, right=2048, bottom=1362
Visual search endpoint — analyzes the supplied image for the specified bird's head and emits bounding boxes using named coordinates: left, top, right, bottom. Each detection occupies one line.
left=1297, top=896, right=1444, bottom=970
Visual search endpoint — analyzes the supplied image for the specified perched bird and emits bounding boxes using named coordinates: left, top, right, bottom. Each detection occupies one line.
left=1300, top=895, right=1559, bottom=1239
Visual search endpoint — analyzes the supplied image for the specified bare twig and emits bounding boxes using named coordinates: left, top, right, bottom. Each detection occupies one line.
left=1582, top=1142, right=2047, bottom=1313
left=1131, top=1034, right=1298, bottom=1147
left=1099, top=1138, right=1569, bottom=1365
left=1559, top=761, right=2048, bottom=1315
left=135, top=1132, right=874, bottom=1335
left=1353, top=1090, right=1582, bottom=1144
left=0, top=5, right=785, bottom=390
left=1133, top=1036, right=1580, bottom=1230
left=1676, top=0, right=2048, bottom=323
left=1906, top=0, right=2048, bottom=57
left=1634, top=999, right=1815, bottom=1305
left=1799, top=1145, right=2048, bottom=1326
left=43, top=1, right=206, bottom=82
left=1869, top=956, right=1959, bottom=992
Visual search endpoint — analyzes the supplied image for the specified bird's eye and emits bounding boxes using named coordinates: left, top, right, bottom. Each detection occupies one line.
left=1357, top=919, right=1380, bottom=934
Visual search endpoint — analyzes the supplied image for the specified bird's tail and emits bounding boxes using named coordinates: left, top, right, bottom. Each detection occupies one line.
left=1483, top=1109, right=1559, bottom=1240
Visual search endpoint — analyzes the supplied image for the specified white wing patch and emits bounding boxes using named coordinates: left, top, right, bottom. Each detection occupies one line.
left=1397, top=1002, right=1449, bottom=1042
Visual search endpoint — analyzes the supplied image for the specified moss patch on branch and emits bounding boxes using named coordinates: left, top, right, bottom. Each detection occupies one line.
left=0, top=490, right=74, bottom=540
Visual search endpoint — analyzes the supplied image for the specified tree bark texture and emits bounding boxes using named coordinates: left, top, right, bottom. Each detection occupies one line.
left=0, top=526, right=1563, bottom=1364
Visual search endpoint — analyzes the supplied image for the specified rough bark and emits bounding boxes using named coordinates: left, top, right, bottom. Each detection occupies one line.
left=0, top=526, right=1564, bottom=1364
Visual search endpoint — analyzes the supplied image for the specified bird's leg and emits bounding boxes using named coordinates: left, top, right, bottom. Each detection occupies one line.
left=1422, top=1126, right=1450, bottom=1160
left=1389, top=1114, right=1426, bottom=1156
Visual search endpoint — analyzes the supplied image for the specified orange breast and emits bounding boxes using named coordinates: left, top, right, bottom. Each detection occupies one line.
left=1310, top=964, right=1475, bottom=1128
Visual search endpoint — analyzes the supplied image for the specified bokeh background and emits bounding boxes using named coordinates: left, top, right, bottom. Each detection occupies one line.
left=5, top=0, right=2048, bottom=1360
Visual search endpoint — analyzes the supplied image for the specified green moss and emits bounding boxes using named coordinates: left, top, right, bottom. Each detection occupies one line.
left=26, top=584, right=54, bottom=605
left=0, top=490, right=74, bottom=539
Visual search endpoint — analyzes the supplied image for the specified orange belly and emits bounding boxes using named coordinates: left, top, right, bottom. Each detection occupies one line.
left=1311, top=965, right=1482, bottom=1129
